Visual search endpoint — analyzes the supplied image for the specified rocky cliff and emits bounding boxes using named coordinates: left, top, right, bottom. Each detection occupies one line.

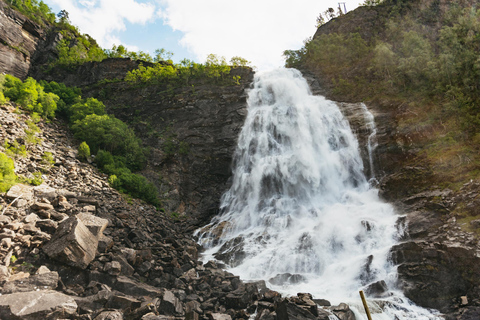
left=0, top=1, right=46, bottom=79
left=31, top=60, right=254, bottom=229
left=302, top=2, right=480, bottom=319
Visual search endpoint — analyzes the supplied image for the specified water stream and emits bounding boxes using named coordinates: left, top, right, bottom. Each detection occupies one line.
left=196, top=68, right=442, bottom=319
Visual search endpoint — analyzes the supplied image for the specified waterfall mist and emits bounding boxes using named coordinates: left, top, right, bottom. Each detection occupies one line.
left=196, top=68, right=442, bottom=319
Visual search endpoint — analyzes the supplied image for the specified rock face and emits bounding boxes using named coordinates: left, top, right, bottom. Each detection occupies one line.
left=32, top=62, right=254, bottom=227
left=0, top=1, right=46, bottom=79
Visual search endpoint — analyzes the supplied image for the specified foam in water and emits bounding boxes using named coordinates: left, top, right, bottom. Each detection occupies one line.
left=196, top=68, right=442, bottom=319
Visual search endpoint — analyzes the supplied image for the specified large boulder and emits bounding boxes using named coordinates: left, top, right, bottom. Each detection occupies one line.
left=0, top=290, right=77, bottom=319
left=42, top=216, right=98, bottom=269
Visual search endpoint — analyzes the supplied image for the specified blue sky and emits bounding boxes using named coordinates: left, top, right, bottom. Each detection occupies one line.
left=43, top=0, right=361, bottom=70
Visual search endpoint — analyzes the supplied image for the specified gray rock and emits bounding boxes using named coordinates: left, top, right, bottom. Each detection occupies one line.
left=105, top=294, right=141, bottom=311
left=114, top=276, right=163, bottom=297
left=208, top=313, right=232, bottom=320
left=43, top=216, right=98, bottom=269
left=77, top=212, right=108, bottom=237
left=0, top=265, right=10, bottom=282
left=94, top=310, right=124, bottom=320
left=98, top=234, right=114, bottom=253
left=31, top=202, right=54, bottom=211
left=6, top=184, right=33, bottom=201
left=331, top=303, right=355, bottom=320
left=33, top=185, right=57, bottom=200
left=2, top=271, right=59, bottom=294
left=0, top=290, right=78, bottom=319
left=160, top=290, right=184, bottom=315
left=113, top=254, right=135, bottom=276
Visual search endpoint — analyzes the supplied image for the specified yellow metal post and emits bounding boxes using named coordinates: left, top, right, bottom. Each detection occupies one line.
left=359, top=290, right=373, bottom=320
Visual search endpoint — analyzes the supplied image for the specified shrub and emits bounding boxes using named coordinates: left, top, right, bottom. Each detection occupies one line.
left=78, top=141, right=90, bottom=161
left=71, top=114, right=146, bottom=170
left=0, top=152, right=16, bottom=193
left=67, top=97, right=106, bottom=123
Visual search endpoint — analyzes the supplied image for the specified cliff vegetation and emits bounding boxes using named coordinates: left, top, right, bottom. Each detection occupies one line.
left=287, top=0, right=480, bottom=206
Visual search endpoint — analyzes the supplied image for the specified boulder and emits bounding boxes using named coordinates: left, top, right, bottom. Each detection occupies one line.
left=331, top=303, right=355, bottom=320
left=159, top=290, right=184, bottom=315
left=0, top=290, right=78, bottom=319
left=33, top=184, right=57, bottom=200
left=42, top=216, right=98, bottom=269
left=2, top=271, right=59, bottom=294
left=77, top=212, right=108, bottom=237
left=276, top=299, right=317, bottom=320
left=364, top=280, right=391, bottom=298
left=6, top=184, right=33, bottom=201
left=94, top=310, right=124, bottom=320
left=114, top=276, right=163, bottom=297
left=269, top=273, right=306, bottom=286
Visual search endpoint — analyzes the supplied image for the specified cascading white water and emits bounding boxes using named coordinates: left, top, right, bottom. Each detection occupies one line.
left=196, top=69, right=442, bottom=320
left=361, top=103, right=378, bottom=182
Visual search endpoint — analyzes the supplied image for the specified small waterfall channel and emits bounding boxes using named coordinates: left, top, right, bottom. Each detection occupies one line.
left=196, top=69, right=442, bottom=319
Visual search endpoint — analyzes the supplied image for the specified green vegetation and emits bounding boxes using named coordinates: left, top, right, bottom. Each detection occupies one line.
left=0, top=153, right=16, bottom=193
left=286, top=0, right=480, bottom=190
left=3, top=139, right=27, bottom=158
left=125, top=54, right=247, bottom=86
left=4, top=0, right=56, bottom=25
left=2, top=75, right=58, bottom=119
left=0, top=74, right=159, bottom=205
left=78, top=141, right=90, bottom=161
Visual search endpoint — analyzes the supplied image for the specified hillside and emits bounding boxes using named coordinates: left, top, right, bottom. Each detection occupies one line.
left=296, top=0, right=480, bottom=318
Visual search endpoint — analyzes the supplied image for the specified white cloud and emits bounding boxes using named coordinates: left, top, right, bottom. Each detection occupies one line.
left=49, top=0, right=157, bottom=49
left=159, top=0, right=360, bottom=70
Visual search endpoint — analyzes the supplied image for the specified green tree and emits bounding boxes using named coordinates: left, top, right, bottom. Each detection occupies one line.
left=78, top=141, right=90, bottom=161
left=67, top=97, right=106, bottom=123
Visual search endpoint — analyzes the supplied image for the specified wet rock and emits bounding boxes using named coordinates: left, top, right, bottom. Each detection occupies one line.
left=0, top=290, right=78, bottom=319
left=313, top=299, right=331, bottom=306
left=331, top=303, right=355, bottom=320
left=43, top=216, right=98, bottom=269
left=390, top=241, right=480, bottom=313
left=364, top=280, right=391, bottom=298
left=268, top=273, right=306, bottom=286
left=276, top=299, right=317, bottom=320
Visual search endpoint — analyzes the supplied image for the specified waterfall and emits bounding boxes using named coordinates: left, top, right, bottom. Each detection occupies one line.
left=361, top=102, right=378, bottom=182
left=196, top=69, right=442, bottom=320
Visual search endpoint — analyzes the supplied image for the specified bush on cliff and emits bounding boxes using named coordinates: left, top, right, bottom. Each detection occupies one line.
left=95, top=150, right=159, bottom=205
left=0, top=152, right=16, bottom=193
left=2, top=75, right=58, bottom=119
left=4, top=0, right=56, bottom=25
left=71, top=114, right=147, bottom=170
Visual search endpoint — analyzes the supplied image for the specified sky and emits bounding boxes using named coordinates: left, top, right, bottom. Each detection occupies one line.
left=42, top=0, right=361, bottom=70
